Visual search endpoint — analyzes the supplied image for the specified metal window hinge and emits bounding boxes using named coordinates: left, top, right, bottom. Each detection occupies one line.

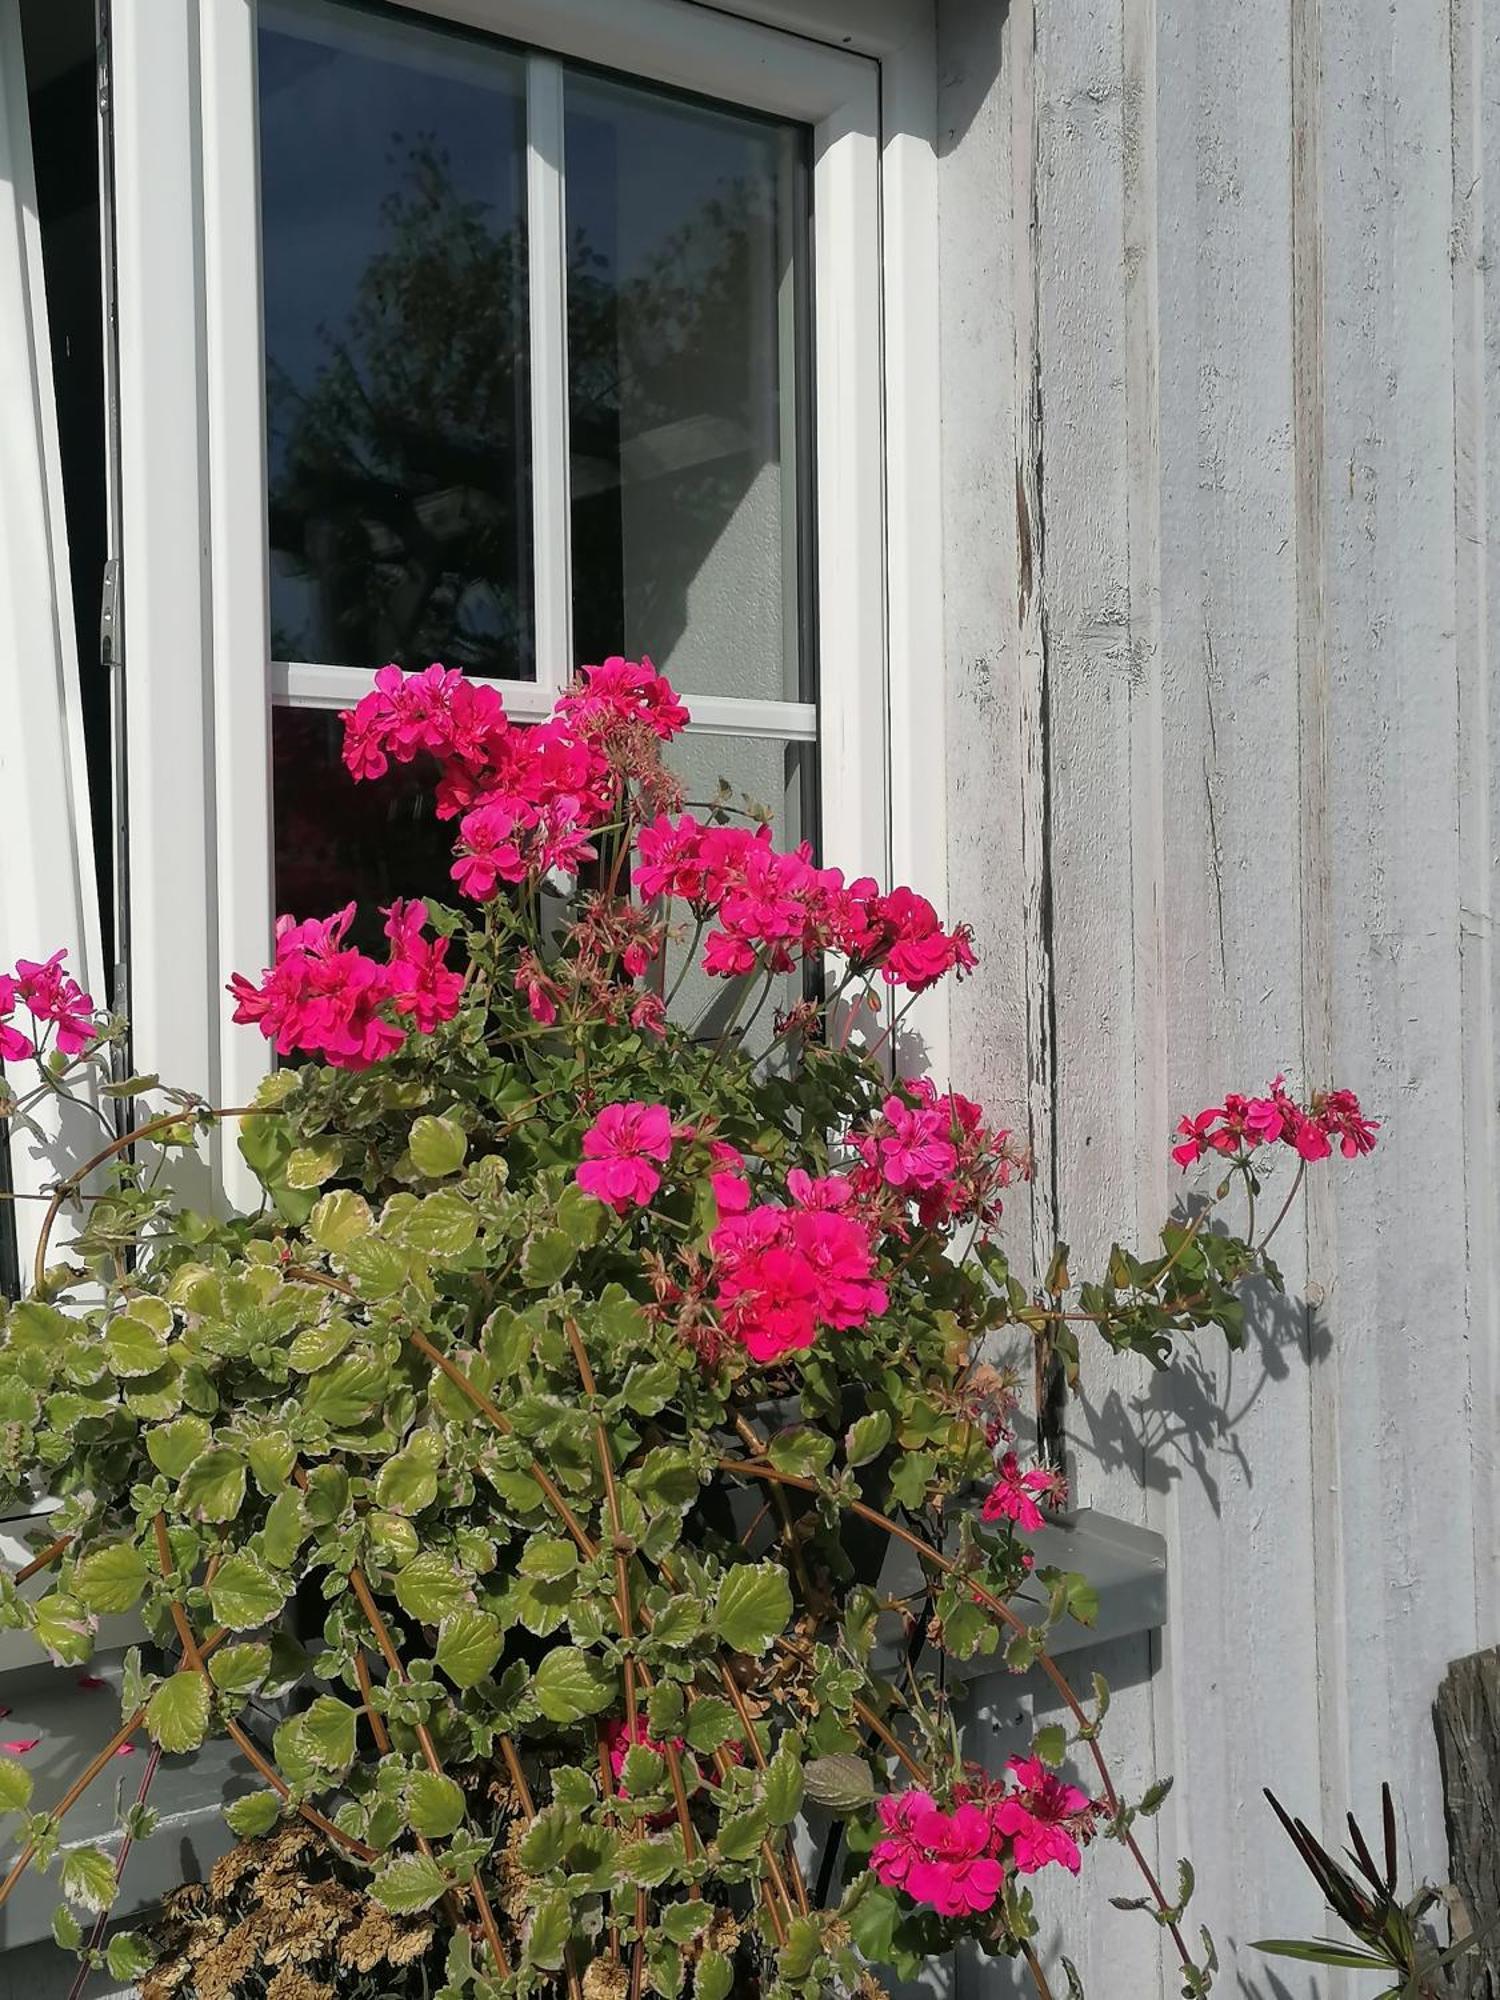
left=99, top=557, right=121, bottom=668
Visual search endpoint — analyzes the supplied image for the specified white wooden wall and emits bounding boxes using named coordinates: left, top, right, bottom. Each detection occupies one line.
left=938, top=0, right=1499, bottom=1992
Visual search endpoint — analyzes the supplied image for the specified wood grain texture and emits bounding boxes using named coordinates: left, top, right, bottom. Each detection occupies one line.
left=934, top=0, right=1498, bottom=1985
left=1435, top=1650, right=1500, bottom=1995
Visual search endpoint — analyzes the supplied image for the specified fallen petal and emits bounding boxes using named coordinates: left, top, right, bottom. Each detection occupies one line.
left=77, top=1675, right=107, bottom=1692
left=1, top=1739, right=40, bottom=1754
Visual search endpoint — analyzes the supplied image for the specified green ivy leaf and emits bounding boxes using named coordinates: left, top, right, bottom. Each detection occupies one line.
left=59, top=1845, right=117, bottom=1913
left=146, top=1671, right=211, bottom=1754
left=762, top=1744, right=804, bottom=1826
left=208, top=1642, right=272, bottom=1696
left=714, top=1562, right=792, bottom=1656
left=73, top=1541, right=149, bottom=1615
left=299, top=1696, right=358, bottom=1771
left=409, top=1115, right=467, bottom=1179
left=394, top=1554, right=470, bottom=1625
left=844, top=1409, right=892, bottom=1467
left=206, top=1552, right=286, bottom=1632
left=105, top=1931, right=155, bottom=1981
left=696, top=1952, right=735, bottom=2000
left=0, top=1757, right=34, bottom=1813
left=145, top=1415, right=211, bottom=1480
left=683, top=1698, right=739, bottom=1756
left=1032, top=1724, right=1068, bottom=1769
left=307, top=1190, right=372, bottom=1254
left=407, top=1770, right=467, bottom=1839
left=177, top=1447, right=246, bottom=1524
left=372, top=1853, right=450, bottom=1915
left=532, top=1646, right=616, bottom=1724
left=435, top=1609, right=504, bottom=1690
left=526, top=1889, right=571, bottom=1970
left=224, top=1790, right=282, bottom=1838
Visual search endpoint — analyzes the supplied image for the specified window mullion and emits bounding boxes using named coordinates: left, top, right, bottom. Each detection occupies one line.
left=525, top=53, right=574, bottom=692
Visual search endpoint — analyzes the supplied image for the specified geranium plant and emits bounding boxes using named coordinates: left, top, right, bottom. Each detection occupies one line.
left=0, top=658, right=1376, bottom=2000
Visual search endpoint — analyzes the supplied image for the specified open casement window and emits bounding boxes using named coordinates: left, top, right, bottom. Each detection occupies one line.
left=106, top=0, right=942, bottom=1198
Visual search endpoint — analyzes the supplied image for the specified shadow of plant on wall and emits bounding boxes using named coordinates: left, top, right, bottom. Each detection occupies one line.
left=0, top=664, right=1382, bottom=1999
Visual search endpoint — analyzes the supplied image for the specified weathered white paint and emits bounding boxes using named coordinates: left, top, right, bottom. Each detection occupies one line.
left=0, top=0, right=104, bottom=1277
left=936, top=0, right=1500, bottom=1989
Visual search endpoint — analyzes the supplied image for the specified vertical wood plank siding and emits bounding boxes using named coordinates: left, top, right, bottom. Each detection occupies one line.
left=938, top=0, right=1497, bottom=1985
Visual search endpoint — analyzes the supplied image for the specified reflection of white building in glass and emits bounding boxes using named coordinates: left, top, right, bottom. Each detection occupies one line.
left=1, top=0, right=1495, bottom=1990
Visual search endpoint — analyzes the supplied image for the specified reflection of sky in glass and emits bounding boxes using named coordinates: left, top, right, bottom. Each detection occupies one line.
left=259, top=14, right=526, bottom=486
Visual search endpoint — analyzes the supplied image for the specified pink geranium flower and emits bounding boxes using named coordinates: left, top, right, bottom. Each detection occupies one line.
left=981, top=1453, right=1064, bottom=1535
left=992, top=1756, right=1094, bottom=1875
left=576, top=1102, right=674, bottom=1212
left=0, top=975, right=33, bottom=1063
left=871, top=1790, right=1005, bottom=1917
left=14, top=950, right=96, bottom=1055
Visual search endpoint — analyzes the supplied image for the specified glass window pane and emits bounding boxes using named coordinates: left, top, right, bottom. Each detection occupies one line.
left=259, top=1, right=533, bottom=678
left=657, top=732, right=818, bottom=1050
left=566, top=73, right=811, bottom=705
left=273, top=708, right=459, bottom=943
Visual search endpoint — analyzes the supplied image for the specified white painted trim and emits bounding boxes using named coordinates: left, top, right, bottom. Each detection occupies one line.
left=112, top=0, right=216, bottom=1106
left=879, top=5, right=948, bottom=1075
left=0, top=0, right=106, bottom=1273
left=387, top=0, right=870, bottom=121
left=686, top=0, right=930, bottom=61
left=271, top=662, right=818, bottom=740
left=525, top=54, right=572, bottom=693
left=200, top=0, right=274, bottom=1191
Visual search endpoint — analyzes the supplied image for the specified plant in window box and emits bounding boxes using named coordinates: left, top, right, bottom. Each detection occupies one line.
left=0, top=659, right=1377, bottom=2000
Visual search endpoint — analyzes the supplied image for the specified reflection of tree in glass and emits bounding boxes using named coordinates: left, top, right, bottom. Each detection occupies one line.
left=268, top=138, right=785, bottom=681
left=268, top=140, right=532, bottom=676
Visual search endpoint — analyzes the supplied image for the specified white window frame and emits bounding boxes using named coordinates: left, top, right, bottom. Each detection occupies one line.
left=108, top=0, right=944, bottom=1198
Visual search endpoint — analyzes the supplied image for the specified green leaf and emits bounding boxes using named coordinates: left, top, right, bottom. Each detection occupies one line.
left=224, top=1790, right=282, bottom=1838
left=177, top=1446, right=246, bottom=1524
left=780, top=1917, right=821, bottom=1981
left=339, top=1238, right=412, bottom=1300
left=1252, top=1940, right=1394, bottom=1969
left=59, top=1845, right=118, bottom=1913
left=285, top=1140, right=342, bottom=1190
left=803, top=1755, right=875, bottom=1814
left=73, top=1541, right=149, bottom=1615
left=207, top=1552, right=286, bottom=1631
left=372, top=1853, right=450, bottom=1915
left=762, top=1744, right=804, bottom=1826
left=522, top=1229, right=576, bottom=1290
left=0, top=1757, right=34, bottom=1813
left=696, top=1952, right=734, bottom=2000
left=532, top=1646, right=616, bottom=1724
left=299, top=1695, right=358, bottom=1771
left=51, top=1904, right=82, bottom=1950
left=402, top=1191, right=478, bottom=1257
left=145, top=1415, right=212, bottom=1480
left=845, top=1409, right=892, bottom=1467
left=527, top=1890, right=571, bottom=1970
left=659, top=1901, right=710, bottom=1945
left=308, top=1189, right=372, bottom=1253
left=303, top=1353, right=388, bottom=1428
left=622, top=1362, right=679, bottom=1417
left=376, top=1445, right=440, bottom=1517
left=246, top=1431, right=296, bottom=1493
left=394, top=1554, right=470, bottom=1625
left=436, top=1609, right=504, bottom=1690
left=146, top=1671, right=211, bottom=1753
left=33, top=1593, right=95, bottom=1665
left=1032, top=1725, right=1068, bottom=1769
left=1067, top=1576, right=1100, bottom=1628
left=258, top=1491, right=309, bottom=1569
left=716, top=1806, right=768, bottom=1862
left=714, top=1562, right=792, bottom=1655
left=629, top=1446, right=701, bottom=1513
left=104, top=1312, right=168, bottom=1378
left=407, top=1770, right=467, bottom=1839
left=683, top=1698, right=739, bottom=1756
left=615, top=1836, right=679, bottom=1888
left=410, top=1114, right=467, bottom=1179
left=105, top=1932, right=155, bottom=1981
left=1138, top=1775, right=1174, bottom=1816
left=518, top=1536, right=578, bottom=1582
left=208, top=1643, right=271, bottom=1696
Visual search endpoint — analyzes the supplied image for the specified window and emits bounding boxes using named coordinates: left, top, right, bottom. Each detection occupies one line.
left=105, top=0, right=938, bottom=1179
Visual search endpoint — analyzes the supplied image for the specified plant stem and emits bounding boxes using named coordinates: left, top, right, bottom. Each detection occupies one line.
left=1021, top=1941, right=1057, bottom=2000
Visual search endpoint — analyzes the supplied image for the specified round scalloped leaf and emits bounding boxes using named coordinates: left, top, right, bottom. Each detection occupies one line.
left=146, top=1671, right=211, bottom=1754
left=713, top=1561, right=792, bottom=1656
left=531, top=1645, right=617, bottom=1724
left=435, top=1609, right=504, bottom=1690
left=206, top=1552, right=286, bottom=1632
left=73, top=1542, right=149, bottom=1615
left=372, top=1853, right=450, bottom=1915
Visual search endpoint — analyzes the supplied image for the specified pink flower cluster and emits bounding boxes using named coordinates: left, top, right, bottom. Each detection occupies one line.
left=850, top=1079, right=1030, bottom=1230
left=341, top=658, right=687, bottom=901
left=1171, top=1076, right=1379, bottom=1169
left=227, top=900, right=463, bottom=1070
left=871, top=1759, right=1097, bottom=1918
left=981, top=1453, right=1068, bottom=1535
left=576, top=1101, right=675, bottom=1212
left=707, top=1164, right=888, bottom=1363
left=0, top=949, right=96, bottom=1062
left=633, top=815, right=977, bottom=994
